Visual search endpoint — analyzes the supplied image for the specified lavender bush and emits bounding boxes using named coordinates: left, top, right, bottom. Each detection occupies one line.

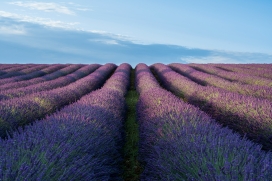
left=169, top=63, right=272, bottom=101
left=0, top=64, right=100, bottom=101
left=0, top=64, right=48, bottom=81
left=0, top=64, right=67, bottom=88
left=0, top=64, right=21, bottom=70
left=0, top=64, right=115, bottom=138
left=189, top=64, right=272, bottom=87
left=213, top=64, right=272, bottom=80
left=0, top=63, right=131, bottom=180
left=0, top=64, right=36, bottom=77
left=0, top=64, right=23, bottom=74
left=240, top=64, right=272, bottom=70
left=0, top=64, right=82, bottom=91
left=136, top=63, right=272, bottom=180
left=151, top=63, right=272, bottom=150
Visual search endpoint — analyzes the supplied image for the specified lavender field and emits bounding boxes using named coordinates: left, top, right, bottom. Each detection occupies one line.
left=0, top=63, right=272, bottom=180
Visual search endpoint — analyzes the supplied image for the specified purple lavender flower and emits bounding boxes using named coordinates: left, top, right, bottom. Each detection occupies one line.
left=0, top=63, right=131, bottom=180
left=136, top=63, right=272, bottom=180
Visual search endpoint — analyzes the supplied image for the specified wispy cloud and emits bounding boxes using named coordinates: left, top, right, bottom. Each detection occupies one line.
left=66, top=2, right=92, bottom=11
left=0, top=11, right=79, bottom=29
left=0, top=25, right=26, bottom=35
left=89, top=39, right=120, bottom=45
left=76, top=8, right=91, bottom=11
left=86, top=30, right=135, bottom=44
left=9, top=1, right=75, bottom=15
left=0, top=10, right=130, bottom=43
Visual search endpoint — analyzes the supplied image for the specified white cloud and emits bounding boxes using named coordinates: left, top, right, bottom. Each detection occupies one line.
left=0, top=11, right=130, bottom=43
left=0, top=11, right=79, bottom=29
left=9, top=1, right=75, bottom=15
left=86, top=30, right=135, bottom=43
left=76, top=8, right=91, bottom=11
left=0, top=25, right=26, bottom=35
left=66, top=2, right=92, bottom=11
left=102, top=40, right=119, bottom=45
left=89, top=39, right=120, bottom=45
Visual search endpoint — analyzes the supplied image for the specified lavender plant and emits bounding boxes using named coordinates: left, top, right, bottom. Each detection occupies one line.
left=213, top=64, right=272, bottom=80
left=0, top=64, right=82, bottom=91
left=136, top=63, right=272, bottom=180
left=0, top=64, right=67, bottom=89
left=0, top=64, right=100, bottom=101
left=169, top=63, right=272, bottom=101
left=0, top=63, right=131, bottom=180
left=151, top=63, right=272, bottom=151
left=0, top=64, right=36, bottom=77
left=190, top=64, right=272, bottom=87
left=0, top=64, right=48, bottom=81
left=0, top=64, right=115, bottom=138
left=0, top=64, right=21, bottom=71
left=240, top=64, right=272, bottom=70
left=0, top=64, right=24, bottom=75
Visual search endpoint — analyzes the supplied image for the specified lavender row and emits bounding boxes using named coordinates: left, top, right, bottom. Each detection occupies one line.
left=0, top=64, right=114, bottom=138
left=0, top=64, right=32, bottom=71
left=190, top=64, right=272, bottom=87
left=0, top=63, right=130, bottom=180
left=213, top=64, right=272, bottom=80
left=151, top=63, right=272, bottom=151
left=0, top=64, right=22, bottom=71
left=135, top=63, right=272, bottom=180
left=0, top=64, right=38, bottom=77
left=0, top=64, right=83, bottom=91
left=0, top=64, right=16, bottom=70
left=169, top=63, right=272, bottom=101
left=220, top=64, right=272, bottom=72
left=0, top=64, right=48, bottom=80
left=0, top=64, right=68, bottom=86
left=242, top=64, right=272, bottom=70
left=0, top=64, right=99, bottom=101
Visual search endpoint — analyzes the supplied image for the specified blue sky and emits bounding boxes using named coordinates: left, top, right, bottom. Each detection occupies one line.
left=0, top=0, right=272, bottom=66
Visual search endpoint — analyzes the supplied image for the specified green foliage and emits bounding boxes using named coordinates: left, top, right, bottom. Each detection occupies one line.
left=123, top=69, right=142, bottom=181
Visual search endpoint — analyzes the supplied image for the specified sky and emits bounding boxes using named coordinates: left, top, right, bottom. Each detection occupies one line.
left=0, top=0, right=272, bottom=67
